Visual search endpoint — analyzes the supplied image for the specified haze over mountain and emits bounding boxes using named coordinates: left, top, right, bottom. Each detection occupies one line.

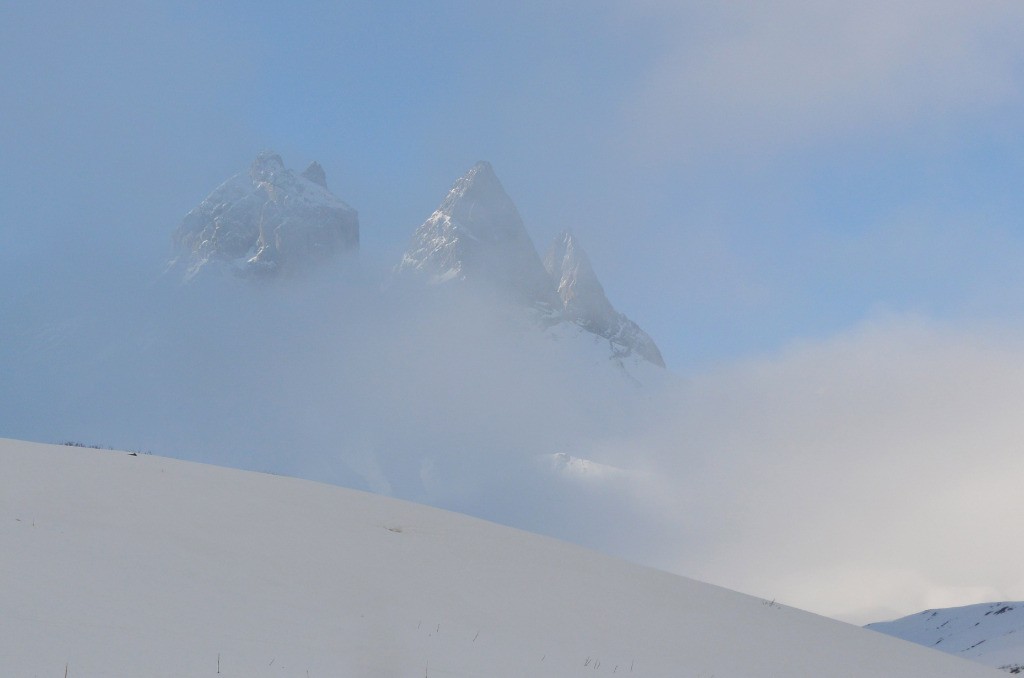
left=7, top=0, right=1024, bottom=639
left=166, top=154, right=664, bottom=371
left=6, top=148, right=1024, bottom=629
left=0, top=154, right=673, bottom=583
left=396, top=160, right=665, bottom=368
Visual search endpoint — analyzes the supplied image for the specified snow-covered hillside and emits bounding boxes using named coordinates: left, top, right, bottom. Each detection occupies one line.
left=0, top=438, right=1000, bottom=677
left=868, top=602, right=1024, bottom=673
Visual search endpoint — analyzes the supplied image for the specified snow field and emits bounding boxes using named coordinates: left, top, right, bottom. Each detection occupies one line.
left=0, top=438, right=1001, bottom=677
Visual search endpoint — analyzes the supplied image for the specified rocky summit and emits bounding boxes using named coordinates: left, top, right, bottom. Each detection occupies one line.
left=170, top=152, right=358, bottom=280
left=396, top=161, right=561, bottom=313
left=544, top=230, right=665, bottom=367
left=398, top=162, right=665, bottom=367
left=168, top=155, right=664, bottom=368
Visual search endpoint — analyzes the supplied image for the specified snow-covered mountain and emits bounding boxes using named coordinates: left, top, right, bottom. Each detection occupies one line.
left=868, top=602, right=1024, bottom=673
left=398, top=161, right=665, bottom=368
left=170, top=151, right=359, bottom=280
left=0, top=438, right=1002, bottom=677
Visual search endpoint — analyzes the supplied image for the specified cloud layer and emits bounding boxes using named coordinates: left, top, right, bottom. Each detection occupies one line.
left=623, top=0, right=1024, bottom=159
left=610, top=315, right=1024, bottom=622
left=5, top=263, right=1024, bottom=624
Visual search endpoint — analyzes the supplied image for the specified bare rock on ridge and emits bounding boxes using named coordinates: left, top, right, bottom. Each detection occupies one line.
left=396, top=161, right=560, bottom=313
left=170, top=151, right=358, bottom=281
left=544, top=229, right=665, bottom=368
left=398, top=161, right=666, bottom=368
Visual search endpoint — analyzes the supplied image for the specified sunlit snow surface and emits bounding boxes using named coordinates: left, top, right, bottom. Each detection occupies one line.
left=868, top=602, right=1024, bottom=673
left=0, top=439, right=1000, bottom=677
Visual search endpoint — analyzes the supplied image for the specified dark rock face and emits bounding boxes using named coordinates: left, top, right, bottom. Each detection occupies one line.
left=171, top=152, right=358, bottom=280
left=301, top=161, right=328, bottom=188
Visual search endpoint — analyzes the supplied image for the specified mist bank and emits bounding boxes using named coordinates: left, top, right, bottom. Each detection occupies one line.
left=0, top=260, right=672, bottom=552
left=5, top=267, right=1024, bottom=625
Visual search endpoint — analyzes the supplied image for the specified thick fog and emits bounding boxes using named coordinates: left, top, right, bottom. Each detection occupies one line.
left=6, top=258, right=1024, bottom=624
left=0, top=256, right=671, bottom=549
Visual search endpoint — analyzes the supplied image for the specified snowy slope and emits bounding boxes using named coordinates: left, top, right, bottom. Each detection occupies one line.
left=0, top=438, right=1000, bottom=677
left=868, top=602, right=1024, bottom=673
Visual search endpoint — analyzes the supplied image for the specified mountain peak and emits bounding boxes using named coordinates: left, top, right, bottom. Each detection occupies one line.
left=465, top=160, right=496, bottom=182
left=171, top=153, right=358, bottom=281
left=249, top=150, right=285, bottom=182
left=470, top=159, right=494, bottom=173
left=301, top=161, right=328, bottom=188
left=398, top=162, right=559, bottom=311
left=398, top=163, right=666, bottom=368
left=432, top=160, right=514, bottom=225
left=544, top=230, right=666, bottom=368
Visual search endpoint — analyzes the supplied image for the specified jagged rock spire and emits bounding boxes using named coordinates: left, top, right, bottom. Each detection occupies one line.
left=544, top=229, right=666, bottom=367
left=398, top=162, right=666, bottom=368
left=397, top=161, right=559, bottom=311
left=171, top=152, right=358, bottom=281
left=302, top=161, right=328, bottom=188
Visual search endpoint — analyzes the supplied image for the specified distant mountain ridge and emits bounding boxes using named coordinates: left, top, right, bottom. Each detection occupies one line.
left=170, top=154, right=664, bottom=368
left=868, top=601, right=1024, bottom=673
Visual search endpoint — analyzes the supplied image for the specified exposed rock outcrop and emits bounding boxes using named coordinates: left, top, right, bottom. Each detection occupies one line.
left=397, top=161, right=560, bottom=313
left=398, top=161, right=665, bottom=367
left=171, top=152, right=358, bottom=280
left=544, top=230, right=665, bottom=367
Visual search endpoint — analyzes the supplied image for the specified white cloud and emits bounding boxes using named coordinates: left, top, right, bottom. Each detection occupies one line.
left=609, top=315, right=1024, bottom=622
left=622, top=0, right=1024, bottom=158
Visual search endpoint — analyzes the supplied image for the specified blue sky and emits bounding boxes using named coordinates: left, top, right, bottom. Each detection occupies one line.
left=6, top=2, right=1024, bottom=623
left=4, top=1, right=1024, bottom=371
